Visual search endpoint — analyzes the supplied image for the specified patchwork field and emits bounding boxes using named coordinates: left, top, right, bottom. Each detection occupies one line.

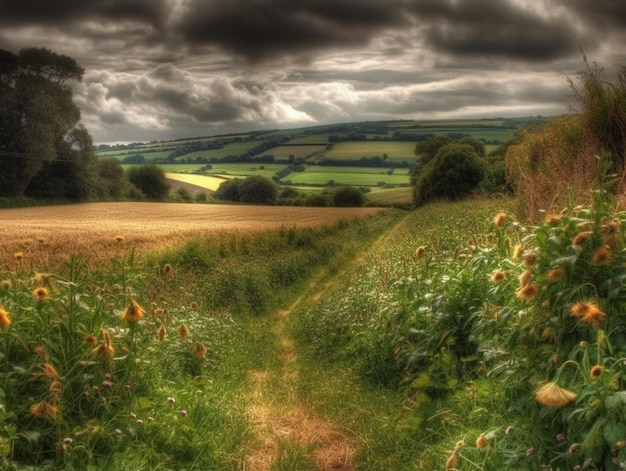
left=0, top=202, right=384, bottom=268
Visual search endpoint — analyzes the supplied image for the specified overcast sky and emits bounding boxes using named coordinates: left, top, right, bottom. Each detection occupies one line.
left=1, top=0, right=625, bottom=144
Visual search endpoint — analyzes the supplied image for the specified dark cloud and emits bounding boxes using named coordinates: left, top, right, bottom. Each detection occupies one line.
left=408, top=0, right=585, bottom=61
left=556, top=0, right=626, bottom=30
left=174, top=0, right=410, bottom=61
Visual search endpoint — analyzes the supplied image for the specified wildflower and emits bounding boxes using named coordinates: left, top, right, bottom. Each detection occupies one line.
left=602, top=219, right=621, bottom=247
left=190, top=301, right=198, bottom=310
left=544, top=214, right=561, bottom=225
left=0, top=307, right=11, bottom=328
left=444, top=453, right=457, bottom=470
left=523, top=252, right=538, bottom=267
left=32, top=273, right=55, bottom=287
left=136, top=419, right=143, bottom=425
left=33, top=345, right=48, bottom=360
left=476, top=434, right=488, bottom=449
left=180, top=409, right=188, bottom=417
left=493, top=211, right=507, bottom=227
left=49, top=381, right=62, bottom=397
left=41, top=363, right=58, bottom=380
left=516, top=282, right=539, bottom=301
left=114, top=235, right=124, bottom=242
left=157, top=325, right=166, bottom=342
left=569, top=443, right=580, bottom=455
left=30, top=401, right=60, bottom=421
left=505, top=426, right=514, bottom=436
left=179, top=324, right=189, bottom=339
left=63, top=437, right=73, bottom=445
left=122, top=299, right=145, bottom=323
left=114, top=429, right=122, bottom=436
left=592, top=246, right=611, bottom=265
left=534, top=381, right=577, bottom=408
left=590, top=365, right=603, bottom=379
left=415, top=246, right=427, bottom=257
left=512, top=244, right=523, bottom=260
left=518, top=270, right=532, bottom=287
left=148, top=416, right=155, bottom=422
left=572, top=231, right=592, bottom=246
left=583, top=306, right=606, bottom=329
left=102, top=380, right=113, bottom=388
left=491, top=271, right=505, bottom=282
left=84, top=334, right=98, bottom=345
left=92, top=329, right=114, bottom=361
left=32, top=286, right=49, bottom=302
left=547, top=267, right=564, bottom=281
left=193, top=342, right=207, bottom=359
left=163, top=263, right=172, bottom=273
left=580, top=341, right=588, bottom=349
left=556, top=433, right=565, bottom=443
left=13, top=252, right=23, bottom=261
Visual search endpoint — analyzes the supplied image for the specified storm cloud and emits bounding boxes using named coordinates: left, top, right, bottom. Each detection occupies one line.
left=1, top=0, right=624, bottom=143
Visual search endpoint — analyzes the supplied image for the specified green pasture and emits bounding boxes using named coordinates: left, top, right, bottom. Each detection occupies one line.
left=260, top=144, right=327, bottom=160
left=286, top=135, right=332, bottom=145
left=283, top=166, right=410, bottom=186
left=320, top=141, right=418, bottom=163
left=203, top=163, right=287, bottom=179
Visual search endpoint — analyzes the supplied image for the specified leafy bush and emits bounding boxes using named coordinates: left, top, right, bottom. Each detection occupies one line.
left=214, top=178, right=242, bottom=202
left=413, top=143, right=485, bottom=206
left=331, top=186, right=365, bottom=207
left=126, top=164, right=170, bottom=200
left=237, top=175, right=277, bottom=204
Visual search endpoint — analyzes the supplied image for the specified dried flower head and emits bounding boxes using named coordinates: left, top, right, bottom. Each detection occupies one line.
left=41, top=363, right=58, bottom=380
left=30, top=401, right=60, bottom=422
left=516, top=282, right=539, bottom=301
left=0, top=307, right=11, bottom=329
left=163, top=263, right=172, bottom=273
left=547, top=267, right=565, bottom=281
left=179, top=324, right=189, bottom=339
left=491, top=271, right=505, bottom=283
left=32, top=287, right=49, bottom=302
left=92, top=329, right=114, bottom=361
left=33, top=345, right=48, bottom=360
left=193, top=342, right=207, bottom=359
left=570, top=301, right=606, bottom=329
left=122, top=299, right=145, bottom=323
left=544, top=214, right=561, bottom=225
left=523, top=252, right=538, bottom=267
left=572, top=231, right=592, bottom=246
left=592, top=246, right=611, bottom=265
left=590, top=365, right=603, bottom=379
left=415, top=246, right=427, bottom=257
left=49, top=380, right=62, bottom=397
left=84, top=334, right=98, bottom=345
left=190, top=302, right=198, bottom=310
left=518, top=270, right=532, bottom=287
left=534, top=381, right=577, bottom=408
left=476, top=433, right=488, bottom=449
left=493, top=211, right=507, bottom=227
left=157, top=325, right=166, bottom=342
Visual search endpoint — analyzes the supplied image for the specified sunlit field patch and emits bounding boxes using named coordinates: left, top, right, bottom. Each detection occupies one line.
left=0, top=202, right=385, bottom=269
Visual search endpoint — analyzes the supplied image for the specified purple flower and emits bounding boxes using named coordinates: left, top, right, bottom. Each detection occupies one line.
left=104, top=373, right=112, bottom=380
left=102, top=380, right=113, bottom=388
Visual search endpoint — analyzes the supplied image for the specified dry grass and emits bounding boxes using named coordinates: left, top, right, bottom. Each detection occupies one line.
left=0, top=202, right=384, bottom=269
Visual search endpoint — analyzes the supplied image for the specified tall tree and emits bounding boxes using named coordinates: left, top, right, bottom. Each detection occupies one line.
left=0, top=47, right=86, bottom=196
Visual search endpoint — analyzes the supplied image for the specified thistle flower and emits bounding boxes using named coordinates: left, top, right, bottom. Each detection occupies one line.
left=602, top=219, right=621, bottom=247
left=570, top=301, right=606, bottom=328
left=49, top=380, right=62, bottom=398
left=84, top=334, right=98, bottom=345
left=546, top=267, right=564, bottom=281
left=534, top=381, right=577, bottom=408
left=32, top=286, right=49, bottom=302
left=415, top=246, right=427, bottom=257
left=122, top=299, right=145, bottom=323
left=193, top=342, right=207, bottom=359
left=518, top=270, right=532, bottom=287
left=523, top=252, right=538, bottom=267
left=179, top=324, right=189, bottom=339
left=516, top=282, right=539, bottom=301
left=572, top=231, right=592, bottom=246
left=92, top=329, right=114, bottom=361
left=493, top=211, right=506, bottom=227
left=590, top=365, right=603, bottom=379
left=476, top=434, right=488, bottom=449
left=591, top=246, right=611, bottom=265
left=30, top=401, right=60, bottom=422
left=41, top=363, right=58, bottom=380
left=33, top=345, right=48, bottom=360
left=0, top=306, right=11, bottom=328
left=491, top=271, right=505, bottom=282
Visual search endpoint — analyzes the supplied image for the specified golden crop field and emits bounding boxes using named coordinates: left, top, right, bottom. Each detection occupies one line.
left=165, top=172, right=227, bottom=191
left=0, top=202, right=385, bottom=268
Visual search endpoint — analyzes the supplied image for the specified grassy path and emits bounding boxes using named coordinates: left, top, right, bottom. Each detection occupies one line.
left=242, top=271, right=357, bottom=471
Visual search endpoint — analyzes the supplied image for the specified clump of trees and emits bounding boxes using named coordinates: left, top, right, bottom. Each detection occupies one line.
left=215, top=176, right=278, bottom=204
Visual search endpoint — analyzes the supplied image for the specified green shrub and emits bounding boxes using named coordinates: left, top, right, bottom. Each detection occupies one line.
left=331, top=186, right=365, bottom=207
left=238, top=175, right=277, bottom=204
left=126, top=164, right=170, bottom=200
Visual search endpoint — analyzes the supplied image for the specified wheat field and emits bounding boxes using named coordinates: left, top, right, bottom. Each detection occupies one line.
left=0, top=202, right=385, bottom=268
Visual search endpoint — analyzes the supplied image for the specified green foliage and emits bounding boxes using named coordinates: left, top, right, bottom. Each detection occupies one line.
left=331, top=186, right=365, bottom=207
left=214, top=178, right=242, bottom=202
left=413, top=143, right=485, bottom=206
left=237, top=175, right=278, bottom=204
left=126, top=165, right=170, bottom=200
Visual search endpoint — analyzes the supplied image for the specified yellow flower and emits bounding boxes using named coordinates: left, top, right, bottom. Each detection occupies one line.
left=490, top=271, right=505, bottom=282
left=29, top=401, right=60, bottom=422
left=122, top=300, right=145, bottom=323
left=193, top=342, right=207, bottom=359
left=534, top=381, right=577, bottom=408
left=476, top=433, right=488, bottom=449
left=179, top=324, right=189, bottom=339
left=516, top=282, right=539, bottom=301
left=493, top=211, right=506, bottom=227
left=590, top=365, right=603, bottom=379
left=32, top=287, right=49, bottom=302
left=592, top=246, right=611, bottom=265
left=415, top=246, right=427, bottom=257
left=0, top=307, right=11, bottom=328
